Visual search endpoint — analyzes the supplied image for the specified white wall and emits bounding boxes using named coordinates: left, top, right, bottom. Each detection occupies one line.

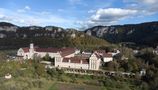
left=17, top=48, right=24, bottom=56
left=17, top=48, right=30, bottom=59
left=64, top=53, right=75, bottom=58
left=103, top=57, right=113, bottom=62
left=89, top=54, right=100, bottom=70
left=56, top=62, right=89, bottom=69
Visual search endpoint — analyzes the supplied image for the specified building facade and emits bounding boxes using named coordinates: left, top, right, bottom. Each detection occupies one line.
left=17, top=43, right=113, bottom=70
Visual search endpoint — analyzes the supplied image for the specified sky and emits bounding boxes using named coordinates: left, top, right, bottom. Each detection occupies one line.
left=0, top=0, right=158, bottom=29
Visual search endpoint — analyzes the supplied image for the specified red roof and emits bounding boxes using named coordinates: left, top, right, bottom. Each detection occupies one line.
left=21, top=47, right=76, bottom=57
left=35, top=48, right=59, bottom=53
left=63, top=58, right=69, bottom=62
left=22, top=47, right=29, bottom=53
left=103, top=53, right=112, bottom=57
left=60, top=48, right=76, bottom=57
left=63, top=56, right=89, bottom=64
left=71, top=57, right=81, bottom=63
left=82, top=59, right=89, bottom=64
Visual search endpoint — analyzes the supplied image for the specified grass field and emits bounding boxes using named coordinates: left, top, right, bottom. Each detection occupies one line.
left=48, top=82, right=102, bottom=90
left=0, top=77, right=103, bottom=90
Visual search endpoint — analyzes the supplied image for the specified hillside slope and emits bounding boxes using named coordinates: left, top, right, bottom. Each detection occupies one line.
left=0, top=22, right=110, bottom=50
left=85, top=21, right=158, bottom=47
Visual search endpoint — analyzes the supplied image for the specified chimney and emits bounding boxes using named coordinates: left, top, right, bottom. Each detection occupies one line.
left=80, top=60, right=83, bottom=64
left=30, top=43, right=34, bottom=49
left=69, top=59, right=71, bottom=63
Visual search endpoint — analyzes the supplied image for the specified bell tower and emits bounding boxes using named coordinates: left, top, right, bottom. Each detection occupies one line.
left=30, top=43, right=34, bottom=49
left=29, top=43, right=34, bottom=59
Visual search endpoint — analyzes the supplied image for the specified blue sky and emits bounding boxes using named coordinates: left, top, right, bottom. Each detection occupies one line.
left=0, top=0, right=158, bottom=29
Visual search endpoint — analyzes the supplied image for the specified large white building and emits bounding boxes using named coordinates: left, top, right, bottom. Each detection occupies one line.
left=17, top=43, right=79, bottom=59
left=17, top=43, right=113, bottom=70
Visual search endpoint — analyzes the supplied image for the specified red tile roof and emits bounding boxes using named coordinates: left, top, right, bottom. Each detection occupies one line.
left=21, top=47, right=76, bottom=57
left=60, top=48, right=76, bottom=57
left=71, top=57, right=81, bottom=63
left=82, top=59, right=89, bottom=64
left=22, top=47, right=29, bottom=53
left=63, top=56, right=89, bottom=64
left=63, top=58, right=69, bottom=62
left=35, top=48, right=59, bottom=53
left=103, top=53, right=112, bottom=57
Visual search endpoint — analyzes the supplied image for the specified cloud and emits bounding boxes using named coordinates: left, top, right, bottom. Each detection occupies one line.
left=0, top=8, right=74, bottom=27
left=79, top=8, right=138, bottom=28
left=141, top=0, right=158, bottom=4
left=25, top=6, right=31, bottom=10
left=91, top=8, right=137, bottom=21
left=0, top=15, right=12, bottom=21
left=124, top=0, right=158, bottom=14
left=124, top=0, right=158, bottom=4
left=17, top=6, right=31, bottom=13
left=78, top=0, right=158, bottom=28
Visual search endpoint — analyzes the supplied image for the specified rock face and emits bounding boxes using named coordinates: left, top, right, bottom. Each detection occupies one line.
left=1, top=21, right=158, bottom=48
left=0, top=22, right=67, bottom=38
left=84, top=21, right=158, bottom=46
left=0, top=22, right=18, bottom=32
left=0, top=22, right=109, bottom=49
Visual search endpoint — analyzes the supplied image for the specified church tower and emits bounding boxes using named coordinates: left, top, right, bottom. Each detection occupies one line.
left=29, top=43, right=34, bottom=59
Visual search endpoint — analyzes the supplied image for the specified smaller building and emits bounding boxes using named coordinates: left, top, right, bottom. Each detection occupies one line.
left=55, top=53, right=101, bottom=70
left=102, top=53, right=113, bottom=62
left=111, top=49, right=120, bottom=56
left=94, top=50, right=113, bottom=63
